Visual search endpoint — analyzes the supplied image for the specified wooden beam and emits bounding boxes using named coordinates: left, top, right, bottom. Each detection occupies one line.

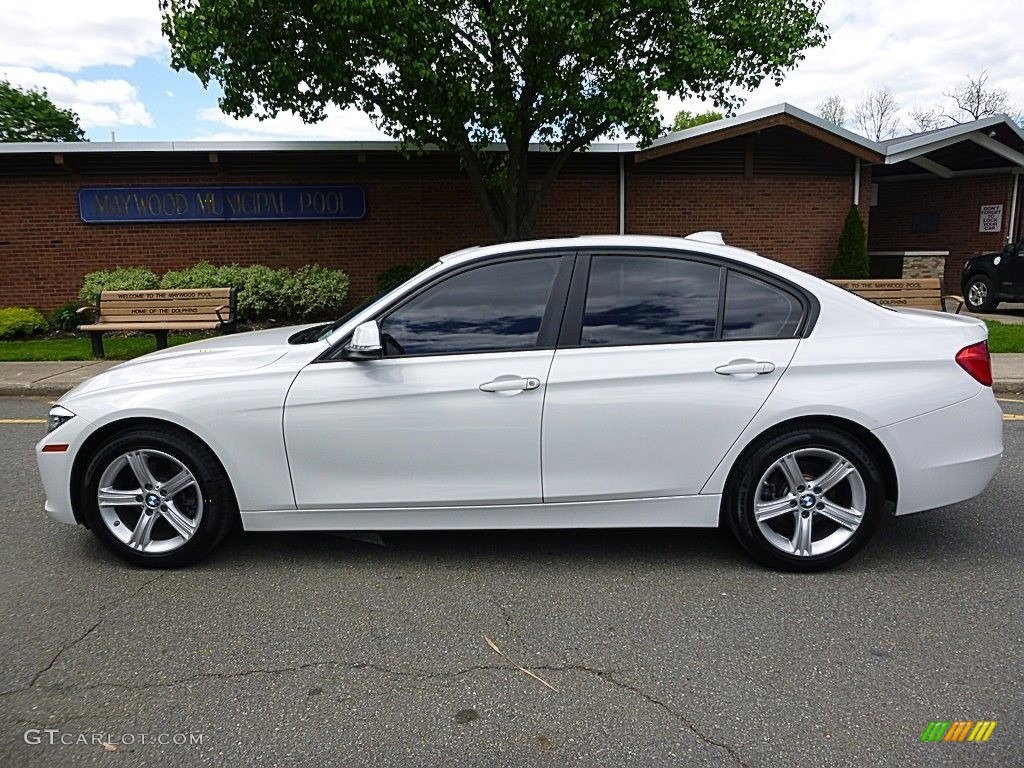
left=909, top=156, right=954, bottom=178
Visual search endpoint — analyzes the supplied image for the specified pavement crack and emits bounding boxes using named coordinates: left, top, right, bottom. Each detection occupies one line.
left=542, top=665, right=750, bottom=768
left=70, top=661, right=514, bottom=694
left=1, top=572, right=166, bottom=698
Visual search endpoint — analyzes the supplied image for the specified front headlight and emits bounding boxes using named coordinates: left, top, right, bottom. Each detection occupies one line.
left=46, top=405, right=76, bottom=434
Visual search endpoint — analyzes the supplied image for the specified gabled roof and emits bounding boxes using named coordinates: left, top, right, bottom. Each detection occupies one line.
left=635, top=103, right=885, bottom=164
left=881, top=115, right=1024, bottom=169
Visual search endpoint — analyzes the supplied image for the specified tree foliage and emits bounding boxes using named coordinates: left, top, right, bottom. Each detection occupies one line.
left=831, top=205, right=868, bottom=279
left=0, top=80, right=85, bottom=142
left=671, top=109, right=723, bottom=131
left=816, top=95, right=846, bottom=127
left=161, top=0, right=827, bottom=240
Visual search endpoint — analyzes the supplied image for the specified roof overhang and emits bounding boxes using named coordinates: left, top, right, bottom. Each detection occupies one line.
left=635, top=103, right=885, bottom=164
left=877, top=116, right=1024, bottom=180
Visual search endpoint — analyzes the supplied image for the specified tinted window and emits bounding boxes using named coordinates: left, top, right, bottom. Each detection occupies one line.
left=722, top=271, right=803, bottom=339
left=581, top=255, right=720, bottom=346
left=379, top=257, right=560, bottom=356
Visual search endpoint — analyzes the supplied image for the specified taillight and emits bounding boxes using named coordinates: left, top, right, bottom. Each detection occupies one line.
left=955, top=341, right=992, bottom=386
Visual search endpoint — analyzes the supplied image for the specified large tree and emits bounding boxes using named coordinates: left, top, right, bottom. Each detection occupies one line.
left=161, top=0, right=827, bottom=241
left=816, top=95, right=846, bottom=127
left=0, top=80, right=85, bottom=142
left=853, top=87, right=901, bottom=141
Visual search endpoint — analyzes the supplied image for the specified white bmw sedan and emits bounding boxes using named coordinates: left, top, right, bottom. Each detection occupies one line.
left=37, top=234, right=1002, bottom=571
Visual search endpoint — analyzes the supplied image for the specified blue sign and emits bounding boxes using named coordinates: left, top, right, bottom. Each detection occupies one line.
left=78, top=185, right=366, bottom=223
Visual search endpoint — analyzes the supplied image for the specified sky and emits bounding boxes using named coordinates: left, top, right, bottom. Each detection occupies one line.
left=1, top=0, right=1021, bottom=144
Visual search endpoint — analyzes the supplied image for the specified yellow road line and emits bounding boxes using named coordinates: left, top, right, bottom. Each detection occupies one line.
left=1004, top=414, right=1024, bottom=421
left=0, top=418, right=46, bottom=424
left=998, top=397, right=1024, bottom=404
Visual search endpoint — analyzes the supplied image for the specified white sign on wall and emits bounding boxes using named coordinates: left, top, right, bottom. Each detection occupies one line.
left=979, top=204, right=1003, bottom=233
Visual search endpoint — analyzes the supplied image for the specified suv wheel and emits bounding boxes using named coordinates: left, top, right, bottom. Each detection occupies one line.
left=964, top=274, right=998, bottom=312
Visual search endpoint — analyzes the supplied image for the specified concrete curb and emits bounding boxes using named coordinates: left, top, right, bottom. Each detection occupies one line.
left=0, top=384, right=70, bottom=398
left=995, top=383, right=1024, bottom=396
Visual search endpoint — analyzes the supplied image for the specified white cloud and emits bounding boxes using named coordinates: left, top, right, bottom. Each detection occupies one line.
left=659, top=0, right=1024, bottom=133
left=0, top=67, right=153, bottom=129
left=0, top=2, right=165, bottom=72
left=193, top=105, right=392, bottom=141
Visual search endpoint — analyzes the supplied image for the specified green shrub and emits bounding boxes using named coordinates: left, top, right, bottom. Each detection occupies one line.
left=50, top=301, right=88, bottom=331
left=79, top=266, right=159, bottom=301
left=376, top=259, right=434, bottom=295
left=159, top=261, right=223, bottom=290
left=160, top=261, right=291, bottom=321
left=0, top=307, right=49, bottom=339
left=287, top=265, right=350, bottom=320
left=78, top=260, right=350, bottom=323
left=831, top=205, right=869, bottom=279
left=232, top=264, right=294, bottom=321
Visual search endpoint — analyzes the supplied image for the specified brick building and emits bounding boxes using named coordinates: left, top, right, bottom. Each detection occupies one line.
left=0, top=104, right=1021, bottom=310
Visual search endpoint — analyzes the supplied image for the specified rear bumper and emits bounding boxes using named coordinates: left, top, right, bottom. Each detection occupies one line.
left=874, top=390, right=1003, bottom=515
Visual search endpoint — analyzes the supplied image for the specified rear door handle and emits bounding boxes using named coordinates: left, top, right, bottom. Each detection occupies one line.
left=479, top=377, right=541, bottom=393
left=714, top=359, right=775, bottom=376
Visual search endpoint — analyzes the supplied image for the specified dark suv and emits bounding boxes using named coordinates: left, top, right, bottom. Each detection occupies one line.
left=962, top=240, right=1024, bottom=312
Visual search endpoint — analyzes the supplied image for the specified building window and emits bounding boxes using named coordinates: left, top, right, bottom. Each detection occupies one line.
left=911, top=212, right=940, bottom=234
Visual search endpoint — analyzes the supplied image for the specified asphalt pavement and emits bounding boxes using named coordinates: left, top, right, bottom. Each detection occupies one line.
left=0, top=395, right=1022, bottom=767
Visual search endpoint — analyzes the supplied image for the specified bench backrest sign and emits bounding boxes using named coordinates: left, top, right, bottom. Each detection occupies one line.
left=103, top=289, right=230, bottom=301
left=79, top=185, right=366, bottom=223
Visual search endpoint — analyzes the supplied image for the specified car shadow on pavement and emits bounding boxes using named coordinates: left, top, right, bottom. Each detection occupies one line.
left=211, top=525, right=750, bottom=570
left=62, top=500, right=1000, bottom=574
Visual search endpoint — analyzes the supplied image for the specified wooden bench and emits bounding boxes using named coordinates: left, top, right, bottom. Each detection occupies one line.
left=829, top=278, right=964, bottom=314
left=77, top=287, right=237, bottom=358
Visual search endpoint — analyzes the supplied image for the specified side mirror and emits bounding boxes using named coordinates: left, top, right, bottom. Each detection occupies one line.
left=342, top=320, right=383, bottom=360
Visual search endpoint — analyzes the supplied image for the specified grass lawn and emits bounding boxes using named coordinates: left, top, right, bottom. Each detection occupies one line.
left=0, top=334, right=207, bottom=362
left=985, top=321, right=1024, bottom=354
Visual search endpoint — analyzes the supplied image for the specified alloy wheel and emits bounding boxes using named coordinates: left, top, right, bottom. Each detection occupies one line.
left=96, top=449, right=204, bottom=554
left=753, top=448, right=866, bottom=558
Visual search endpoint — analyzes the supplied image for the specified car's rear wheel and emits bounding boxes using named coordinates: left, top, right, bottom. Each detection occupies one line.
left=726, top=426, right=884, bottom=571
left=964, top=274, right=998, bottom=312
left=80, top=427, right=236, bottom=567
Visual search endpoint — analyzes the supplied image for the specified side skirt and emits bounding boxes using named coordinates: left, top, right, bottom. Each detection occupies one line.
left=241, top=494, right=722, bottom=532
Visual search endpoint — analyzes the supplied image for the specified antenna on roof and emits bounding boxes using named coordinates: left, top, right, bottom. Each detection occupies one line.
left=686, top=231, right=725, bottom=245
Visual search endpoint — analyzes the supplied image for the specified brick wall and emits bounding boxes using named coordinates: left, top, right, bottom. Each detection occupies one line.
left=0, top=159, right=618, bottom=310
left=867, top=175, right=1015, bottom=293
left=626, top=164, right=868, bottom=277
left=0, top=142, right=867, bottom=311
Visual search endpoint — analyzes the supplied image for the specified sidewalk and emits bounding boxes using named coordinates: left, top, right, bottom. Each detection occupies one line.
left=1, top=356, right=1022, bottom=398
left=0, top=361, right=120, bottom=397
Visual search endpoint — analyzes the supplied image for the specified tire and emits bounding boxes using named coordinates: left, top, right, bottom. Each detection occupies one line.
left=725, top=426, right=885, bottom=572
left=963, top=274, right=998, bottom=312
left=80, top=427, right=237, bottom=568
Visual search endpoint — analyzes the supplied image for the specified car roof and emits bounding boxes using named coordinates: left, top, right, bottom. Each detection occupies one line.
left=437, top=233, right=819, bottom=288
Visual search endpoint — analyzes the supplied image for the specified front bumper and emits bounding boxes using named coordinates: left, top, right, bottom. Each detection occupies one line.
left=874, top=390, right=1003, bottom=515
left=35, top=411, right=94, bottom=526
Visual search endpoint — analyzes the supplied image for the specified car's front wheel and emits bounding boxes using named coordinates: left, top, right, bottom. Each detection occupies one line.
left=964, top=274, right=998, bottom=312
left=80, top=427, right=236, bottom=567
left=726, top=426, right=885, bottom=571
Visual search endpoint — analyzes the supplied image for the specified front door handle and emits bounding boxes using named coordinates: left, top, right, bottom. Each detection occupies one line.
left=479, top=377, right=541, bottom=393
left=714, top=359, right=776, bottom=376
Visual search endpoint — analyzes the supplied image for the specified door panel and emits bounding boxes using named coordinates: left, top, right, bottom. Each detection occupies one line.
left=285, top=351, right=554, bottom=509
left=541, top=339, right=799, bottom=501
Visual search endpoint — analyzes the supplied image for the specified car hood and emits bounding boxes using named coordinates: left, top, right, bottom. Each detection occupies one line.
left=60, top=325, right=323, bottom=401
